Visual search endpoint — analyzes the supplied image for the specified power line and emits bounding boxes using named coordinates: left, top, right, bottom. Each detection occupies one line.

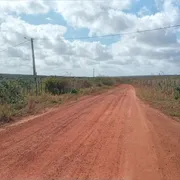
left=1, top=24, right=180, bottom=42
left=0, top=24, right=180, bottom=51
left=36, top=24, right=180, bottom=41
left=65, top=24, right=180, bottom=39
left=0, top=40, right=29, bottom=53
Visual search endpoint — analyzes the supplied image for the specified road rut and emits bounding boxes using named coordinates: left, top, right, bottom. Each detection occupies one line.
left=0, top=85, right=180, bottom=180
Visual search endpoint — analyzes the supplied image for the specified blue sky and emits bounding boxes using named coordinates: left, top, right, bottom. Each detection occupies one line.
left=21, top=0, right=158, bottom=45
left=21, top=12, right=119, bottom=45
left=0, top=0, right=180, bottom=76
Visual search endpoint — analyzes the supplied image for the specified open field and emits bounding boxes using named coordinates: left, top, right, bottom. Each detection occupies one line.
left=0, top=85, right=180, bottom=180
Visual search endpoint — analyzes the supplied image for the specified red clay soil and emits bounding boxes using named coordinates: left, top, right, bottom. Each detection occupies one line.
left=0, top=85, right=180, bottom=180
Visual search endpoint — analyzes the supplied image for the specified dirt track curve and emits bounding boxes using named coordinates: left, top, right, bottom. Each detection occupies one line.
left=0, top=85, right=180, bottom=180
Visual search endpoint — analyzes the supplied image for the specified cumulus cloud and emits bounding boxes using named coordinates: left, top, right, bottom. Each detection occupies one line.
left=0, top=0, right=180, bottom=76
left=0, top=14, right=112, bottom=75
left=0, top=0, right=50, bottom=15
left=54, top=0, right=136, bottom=35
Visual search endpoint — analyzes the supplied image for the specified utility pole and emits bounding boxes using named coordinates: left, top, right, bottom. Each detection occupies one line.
left=93, top=68, right=95, bottom=78
left=30, top=38, right=38, bottom=95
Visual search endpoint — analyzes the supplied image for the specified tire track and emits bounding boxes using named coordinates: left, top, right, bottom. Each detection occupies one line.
left=0, top=94, right=102, bottom=149
left=0, top=90, right=112, bottom=155
left=43, top=90, right=125, bottom=179
left=0, top=88, right=126, bottom=179
left=1, top=85, right=179, bottom=180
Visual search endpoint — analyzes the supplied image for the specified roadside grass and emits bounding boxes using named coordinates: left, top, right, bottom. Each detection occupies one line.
left=136, top=86, right=180, bottom=121
left=0, top=86, right=112, bottom=125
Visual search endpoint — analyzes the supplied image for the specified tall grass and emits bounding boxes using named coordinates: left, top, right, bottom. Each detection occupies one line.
left=132, top=76, right=180, bottom=120
left=133, top=76, right=180, bottom=100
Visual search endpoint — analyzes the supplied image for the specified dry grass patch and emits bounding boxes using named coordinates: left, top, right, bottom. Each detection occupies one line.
left=136, top=87, right=180, bottom=121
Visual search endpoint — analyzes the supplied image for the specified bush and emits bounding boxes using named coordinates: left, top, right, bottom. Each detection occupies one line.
left=71, top=89, right=78, bottom=94
left=102, top=78, right=115, bottom=86
left=176, top=87, right=180, bottom=92
left=81, top=80, right=93, bottom=88
left=0, top=80, right=24, bottom=104
left=73, top=79, right=93, bottom=89
left=44, top=77, right=71, bottom=95
left=96, top=77, right=115, bottom=87
left=174, top=87, right=180, bottom=100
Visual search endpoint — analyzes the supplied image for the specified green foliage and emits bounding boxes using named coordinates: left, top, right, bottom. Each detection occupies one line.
left=94, top=77, right=116, bottom=86
left=175, top=87, right=180, bottom=92
left=44, top=77, right=71, bottom=95
left=0, top=75, right=120, bottom=124
left=0, top=80, right=24, bottom=104
left=71, top=89, right=78, bottom=94
left=174, top=87, right=180, bottom=100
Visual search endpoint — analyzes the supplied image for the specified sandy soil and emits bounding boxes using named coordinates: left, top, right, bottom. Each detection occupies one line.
left=0, top=85, right=180, bottom=180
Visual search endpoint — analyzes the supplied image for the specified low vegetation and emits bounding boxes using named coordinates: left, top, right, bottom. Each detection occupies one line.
left=0, top=76, right=118, bottom=124
left=1, top=74, right=179, bottom=124
left=133, top=76, right=180, bottom=121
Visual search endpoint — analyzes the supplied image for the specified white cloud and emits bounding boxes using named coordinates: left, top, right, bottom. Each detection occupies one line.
left=54, top=0, right=136, bottom=36
left=0, top=14, right=113, bottom=75
left=138, top=6, right=151, bottom=17
left=0, top=0, right=50, bottom=15
left=0, top=15, right=67, bottom=41
left=46, top=17, right=52, bottom=21
left=0, top=0, right=180, bottom=76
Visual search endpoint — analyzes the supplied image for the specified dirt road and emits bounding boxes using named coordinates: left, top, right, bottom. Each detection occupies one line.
left=0, top=85, right=180, bottom=180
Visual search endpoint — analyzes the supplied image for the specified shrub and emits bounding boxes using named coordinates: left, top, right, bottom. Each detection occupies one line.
left=176, top=87, right=180, bottom=92
left=174, top=87, right=180, bottom=100
left=71, top=89, right=78, bottom=94
left=73, top=79, right=93, bottom=89
left=81, top=80, right=93, bottom=88
left=92, top=77, right=116, bottom=87
left=100, top=77, right=116, bottom=86
left=0, top=80, right=24, bottom=104
left=44, top=77, right=71, bottom=95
